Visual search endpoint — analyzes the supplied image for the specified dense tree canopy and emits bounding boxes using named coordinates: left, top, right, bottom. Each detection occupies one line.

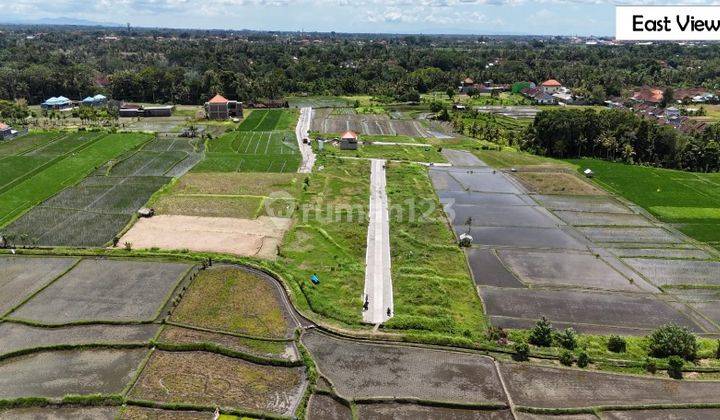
left=3, top=27, right=720, bottom=105
left=523, top=108, right=720, bottom=172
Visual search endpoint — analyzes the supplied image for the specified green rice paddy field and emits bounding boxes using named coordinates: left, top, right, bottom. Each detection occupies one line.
left=195, top=109, right=300, bottom=173
left=572, top=159, right=720, bottom=250
left=0, top=131, right=151, bottom=227
left=194, top=130, right=300, bottom=173
left=238, top=109, right=297, bottom=131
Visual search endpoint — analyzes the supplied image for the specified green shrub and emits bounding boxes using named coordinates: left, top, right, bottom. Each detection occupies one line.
left=513, top=342, right=530, bottom=362
left=555, top=328, right=577, bottom=350
left=487, top=326, right=507, bottom=341
left=577, top=351, right=591, bottom=368
left=607, top=335, right=627, bottom=353
left=645, top=358, right=657, bottom=374
left=667, top=355, right=684, bottom=379
left=648, top=324, right=698, bottom=360
left=716, top=339, right=720, bottom=359
left=528, top=317, right=554, bottom=347
left=559, top=350, right=574, bottom=366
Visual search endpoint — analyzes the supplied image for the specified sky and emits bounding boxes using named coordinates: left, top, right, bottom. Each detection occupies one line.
left=1, top=0, right=717, bottom=36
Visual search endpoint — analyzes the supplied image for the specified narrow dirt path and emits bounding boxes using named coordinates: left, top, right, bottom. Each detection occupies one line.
left=295, top=107, right=316, bottom=174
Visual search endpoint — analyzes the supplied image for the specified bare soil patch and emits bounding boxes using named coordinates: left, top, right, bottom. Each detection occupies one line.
left=301, top=330, right=507, bottom=404
left=357, top=403, right=513, bottom=419
left=171, top=172, right=299, bottom=196
left=307, top=394, right=351, bottom=420
left=119, top=215, right=291, bottom=259
left=512, top=172, right=605, bottom=195
left=119, top=406, right=212, bottom=419
left=500, top=362, right=720, bottom=408
left=0, top=406, right=119, bottom=420
left=129, top=351, right=306, bottom=416
left=158, top=326, right=294, bottom=359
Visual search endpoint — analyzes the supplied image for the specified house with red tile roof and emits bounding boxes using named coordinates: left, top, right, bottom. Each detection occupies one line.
left=340, top=130, right=358, bottom=150
left=204, top=94, right=243, bottom=120
left=632, top=88, right=664, bottom=104
left=541, top=79, right=563, bottom=94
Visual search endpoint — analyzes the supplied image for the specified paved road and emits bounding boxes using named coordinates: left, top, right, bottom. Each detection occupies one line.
left=363, top=159, right=394, bottom=324
left=295, top=107, right=316, bottom=173
left=441, top=149, right=488, bottom=167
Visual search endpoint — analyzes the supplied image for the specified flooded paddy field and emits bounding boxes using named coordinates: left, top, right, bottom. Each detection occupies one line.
left=0, top=348, right=147, bottom=399
left=301, top=330, right=507, bottom=405
left=429, top=150, right=720, bottom=336
left=356, top=403, right=513, bottom=419
left=8, top=259, right=191, bottom=324
left=0, top=256, right=78, bottom=315
left=307, top=394, right=352, bottom=420
left=500, top=362, right=720, bottom=408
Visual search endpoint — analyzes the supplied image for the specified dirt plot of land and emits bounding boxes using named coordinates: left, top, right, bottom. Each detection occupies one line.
left=578, top=227, right=683, bottom=244
left=465, top=248, right=525, bottom=288
left=311, top=111, right=429, bottom=137
left=0, top=406, right=119, bottom=420
left=461, top=226, right=587, bottom=249
left=357, top=403, right=513, bottom=420
left=171, top=172, right=298, bottom=196
left=623, top=258, right=720, bottom=287
left=481, top=288, right=702, bottom=334
left=119, top=406, right=212, bottom=419
left=553, top=210, right=654, bottom=227
left=154, top=194, right=262, bottom=218
left=306, top=394, right=351, bottom=420
left=10, top=259, right=189, bottom=324
left=0, top=256, right=78, bottom=315
left=533, top=195, right=632, bottom=214
left=171, top=266, right=296, bottom=339
left=302, top=330, right=507, bottom=404
left=129, top=351, right=306, bottom=416
left=119, top=215, right=290, bottom=259
left=0, top=348, right=147, bottom=398
left=609, top=247, right=713, bottom=259
left=0, top=323, right=158, bottom=357
left=497, top=250, right=638, bottom=291
left=600, top=408, right=720, bottom=419
left=516, top=414, right=596, bottom=420
left=499, top=362, right=720, bottom=408
left=512, top=172, right=605, bottom=195
left=159, top=326, right=295, bottom=360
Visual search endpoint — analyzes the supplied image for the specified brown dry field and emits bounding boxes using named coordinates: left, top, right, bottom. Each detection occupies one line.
left=153, top=195, right=262, bottom=218
left=158, top=325, right=294, bottom=359
left=118, top=215, right=291, bottom=259
left=512, top=171, right=605, bottom=195
left=120, top=406, right=211, bottom=419
left=129, top=351, right=305, bottom=416
left=171, top=266, right=295, bottom=339
left=172, top=172, right=299, bottom=196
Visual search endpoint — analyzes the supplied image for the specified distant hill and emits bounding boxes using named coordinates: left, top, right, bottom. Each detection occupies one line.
left=0, top=16, right=122, bottom=27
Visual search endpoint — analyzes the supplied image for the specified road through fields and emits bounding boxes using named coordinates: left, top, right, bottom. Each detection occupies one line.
left=295, top=107, right=316, bottom=173
left=363, top=159, right=393, bottom=324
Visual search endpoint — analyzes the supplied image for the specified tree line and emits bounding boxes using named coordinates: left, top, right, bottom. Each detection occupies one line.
left=3, top=27, right=720, bottom=105
left=522, top=108, right=720, bottom=172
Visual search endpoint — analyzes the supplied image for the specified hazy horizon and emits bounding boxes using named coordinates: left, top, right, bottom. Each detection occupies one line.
left=0, top=0, right=637, bottom=37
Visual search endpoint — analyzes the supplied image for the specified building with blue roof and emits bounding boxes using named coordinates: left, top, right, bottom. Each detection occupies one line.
left=41, top=96, right=72, bottom=110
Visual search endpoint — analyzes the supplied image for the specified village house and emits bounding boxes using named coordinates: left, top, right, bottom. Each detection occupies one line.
left=459, top=77, right=475, bottom=94
left=541, top=79, right=563, bottom=94
left=520, top=86, right=556, bottom=104
left=0, top=122, right=13, bottom=140
left=340, top=130, right=359, bottom=150
left=631, top=88, right=664, bottom=105
left=205, top=94, right=243, bottom=120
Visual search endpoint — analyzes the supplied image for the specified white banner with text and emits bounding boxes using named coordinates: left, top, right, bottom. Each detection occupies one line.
left=617, top=6, right=720, bottom=40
